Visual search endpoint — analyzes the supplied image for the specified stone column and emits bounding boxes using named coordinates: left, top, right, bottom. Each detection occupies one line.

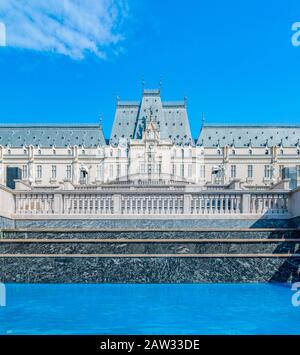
left=113, top=194, right=122, bottom=214
left=183, top=194, right=192, bottom=214
left=53, top=193, right=63, bottom=214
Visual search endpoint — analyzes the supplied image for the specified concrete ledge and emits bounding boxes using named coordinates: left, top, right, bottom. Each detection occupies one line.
left=1, top=253, right=299, bottom=258
left=1, top=227, right=298, bottom=232
left=0, top=238, right=300, bottom=243
left=12, top=213, right=291, bottom=220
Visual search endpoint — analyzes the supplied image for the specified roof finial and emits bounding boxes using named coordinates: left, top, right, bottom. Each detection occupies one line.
left=142, top=77, right=145, bottom=93
left=99, top=113, right=102, bottom=129
left=159, top=75, right=163, bottom=92
left=202, top=112, right=205, bottom=127
left=184, top=96, right=187, bottom=107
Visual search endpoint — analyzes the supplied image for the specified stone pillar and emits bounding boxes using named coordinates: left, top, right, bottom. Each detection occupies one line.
left=72, top=146, right=79, bottom=184
left=183, top=194, right=192, bottom=214
left=53, top=193, right=63, bottom=214
left=241, top=193, right=251, bottom=214
left=113, top=194, right=122, bottom=214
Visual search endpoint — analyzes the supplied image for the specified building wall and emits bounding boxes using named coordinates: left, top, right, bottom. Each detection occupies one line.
left=1, top=143, right=300, bottom=188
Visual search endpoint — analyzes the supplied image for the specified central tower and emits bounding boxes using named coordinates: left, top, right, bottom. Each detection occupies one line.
left=110, top=88, right=193, bottom=147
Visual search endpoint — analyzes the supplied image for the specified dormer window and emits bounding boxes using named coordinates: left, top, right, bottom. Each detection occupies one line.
left=280, top=149, right=284, bottom=155
left=24, top=149, right=27, bottom=154
left=217, top=149, right=221, bottom=155
left=249, top=149, right=253, bottom=155
left=265, top=149, right=269, bottom=155
left=232, top=150, right=236, bottom=155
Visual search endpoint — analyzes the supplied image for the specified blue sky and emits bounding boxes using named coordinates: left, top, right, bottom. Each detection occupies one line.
left=0, top=0, right=300, bottom=138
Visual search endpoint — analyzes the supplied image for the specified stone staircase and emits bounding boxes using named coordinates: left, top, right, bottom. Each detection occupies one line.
left=0, top=228, right=300, bottom=283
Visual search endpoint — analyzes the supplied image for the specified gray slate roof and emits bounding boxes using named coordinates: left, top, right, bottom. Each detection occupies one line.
left=197, top=126, right=300, bottom=148
left=110, top=89, right=194, bottom=146
left=0, top=125, right=106, bottom=147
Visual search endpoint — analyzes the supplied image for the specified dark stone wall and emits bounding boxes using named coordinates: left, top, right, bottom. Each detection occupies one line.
left=3, top=229, right=299, bottom=240
left=1, top=256, right=300, bottom=283
left=1, top=229, right=300, bottom=283
left=1, top=241, right=299, bottom=255
left=13, top=217, right=294, bottom=229
left=291, top=216, right=300, bottom=229
left=0, top=216, right=15, bottom=229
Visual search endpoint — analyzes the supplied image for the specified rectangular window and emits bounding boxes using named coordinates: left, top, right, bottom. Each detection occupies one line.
left=230, top=165, right=236, bottom=178
left=22, top=165, right=28, bottom=179
left=156, top=163, right=161, bottom=174
left=109, top=164, right=113, bottom=178
left=172, top=164, right=176, bottom=176
left=199, top=165, right=205, bottom=178
left=247, top=165, right=253, bottom=178
left=188, top=164, right=192, bottom=178
left=97, top=164, right=103, bottom=179
left=264, top=165, right=271, bottom=178
left=117, top=164, right=120, bottom=178
left=279, top=165, right=284, bottom=179
left=36, top=165, right=42, bottom=179
left=66, top=165, right=72, bottom=179
left=51, top=165, right=57, bottom=179
left=140, top=164, right=146, bottom=174
left=180, top=164, right=184, bottom=177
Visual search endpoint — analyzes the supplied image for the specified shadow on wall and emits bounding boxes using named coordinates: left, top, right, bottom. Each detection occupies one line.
left=269, top=244, right=300, bottom=283
left=250, top=211, right=300, bottom=283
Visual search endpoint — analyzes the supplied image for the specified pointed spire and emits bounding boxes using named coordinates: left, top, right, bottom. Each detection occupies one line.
left=142, top=77, right=145, bottom=93
left=202, top=112, right=205, bottom=128
left=99, top=113, right=103, bottom=129
left=159, top=75, right=163, bottom=92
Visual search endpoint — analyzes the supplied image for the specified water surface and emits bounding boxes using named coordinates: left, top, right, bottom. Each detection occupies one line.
left=0, top=283, right=299, bottom=334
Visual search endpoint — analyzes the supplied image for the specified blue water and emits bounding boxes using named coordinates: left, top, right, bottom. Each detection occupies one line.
left=0, top=283, right=299, bottom=335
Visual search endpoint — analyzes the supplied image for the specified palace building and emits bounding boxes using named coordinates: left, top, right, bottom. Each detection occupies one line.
left=0, top=88, right=299, bottom=189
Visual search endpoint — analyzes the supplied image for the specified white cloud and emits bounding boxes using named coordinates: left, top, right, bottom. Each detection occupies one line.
left=0, top=22, right=6, bottom=46
left=0, top=0, right=128, bottom=59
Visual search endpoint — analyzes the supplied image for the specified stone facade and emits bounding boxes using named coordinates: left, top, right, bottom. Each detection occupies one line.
left=0, top=89, right=300, bottom=189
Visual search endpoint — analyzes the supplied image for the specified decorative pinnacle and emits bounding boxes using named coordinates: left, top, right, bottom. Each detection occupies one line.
left=202, top=112, right=205, bottom=127
left=142, top=77, right=145, bottom=92
left=159, top=75, right=163, bottom=91
left=99, top=114, right=103, bottom=129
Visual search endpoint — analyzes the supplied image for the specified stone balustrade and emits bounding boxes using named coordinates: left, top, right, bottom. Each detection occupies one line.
left=11, top=189, right=290, bottom=217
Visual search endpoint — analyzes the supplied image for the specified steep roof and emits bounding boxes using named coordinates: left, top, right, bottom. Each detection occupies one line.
left=110, top=89, right=194, bottom=146
left=197, top=125, right=300, bottom=148
left=0, top=125, right=106, bottom=147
